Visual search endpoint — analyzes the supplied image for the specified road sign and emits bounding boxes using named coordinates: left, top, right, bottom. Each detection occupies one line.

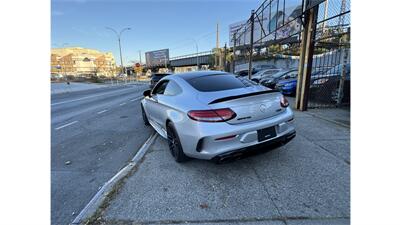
left=134, top=65, right=143, bottom=74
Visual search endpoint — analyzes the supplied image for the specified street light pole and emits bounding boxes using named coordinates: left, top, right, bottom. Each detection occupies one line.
left=189, top=38, right=199, bottom=70
left=118, top=36, right=123, bottom=74
left=106, top=27, right=131, bottom=75
left=138, top=50, right=142, bottom=64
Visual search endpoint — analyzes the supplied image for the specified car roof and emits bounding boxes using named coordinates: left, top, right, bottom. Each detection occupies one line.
left=258, top=68, right=281, bottom=72
left=280, top=69, right=297, bottom=73
left=174, top=71, right=229, bottom=81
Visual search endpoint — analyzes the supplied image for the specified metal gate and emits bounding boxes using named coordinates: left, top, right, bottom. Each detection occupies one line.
left=231, top=0, right=350, bottom=110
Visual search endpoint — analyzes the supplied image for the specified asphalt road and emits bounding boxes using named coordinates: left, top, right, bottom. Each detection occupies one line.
left=51, top=84, right=153, bottom=225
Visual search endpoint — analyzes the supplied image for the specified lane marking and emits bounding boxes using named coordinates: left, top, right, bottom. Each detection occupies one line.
left=130, top=96, right=143, bottom=102
left=97, top=109, right=108, bottom=114
left=119, top=102, right=126, bottom=106
left=51, top=88, right=137, bottom=106
left=55, top=121, right=78, bottom=130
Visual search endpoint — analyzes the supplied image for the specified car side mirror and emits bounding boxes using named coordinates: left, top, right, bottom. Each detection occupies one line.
left=143, top=90, right=151, bottom=97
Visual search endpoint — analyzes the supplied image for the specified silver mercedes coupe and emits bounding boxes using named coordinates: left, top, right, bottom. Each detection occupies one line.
left=141, top=71, right=296, bottom=162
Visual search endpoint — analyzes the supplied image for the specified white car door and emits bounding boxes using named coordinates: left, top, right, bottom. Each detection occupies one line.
left=146, top=80, right=169, bottom=130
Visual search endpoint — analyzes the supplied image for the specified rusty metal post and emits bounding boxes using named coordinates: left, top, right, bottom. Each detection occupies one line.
left=248, top=10, right=255, bottom=79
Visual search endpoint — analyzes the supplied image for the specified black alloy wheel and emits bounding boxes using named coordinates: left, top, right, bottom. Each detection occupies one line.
left=166, top=123, right=188, bottom=162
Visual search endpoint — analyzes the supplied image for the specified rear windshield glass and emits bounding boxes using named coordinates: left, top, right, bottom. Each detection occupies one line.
left=186, top=74, right=253, bottom=92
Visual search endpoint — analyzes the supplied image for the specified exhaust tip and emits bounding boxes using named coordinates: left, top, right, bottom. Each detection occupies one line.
left=214, top=152, right=244, bottom=164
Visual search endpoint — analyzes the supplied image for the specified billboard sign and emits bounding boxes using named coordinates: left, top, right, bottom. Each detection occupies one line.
left=229, top=20, right=247, bottom=47
left=229, top=0, right=303, bottom=47
left=145, top=49, right=169, bottom=67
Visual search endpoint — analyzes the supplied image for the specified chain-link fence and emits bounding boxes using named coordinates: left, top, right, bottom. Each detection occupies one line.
left=232, top=0, right=305, bottom=72
left=232, top=0, right=350, bottom=109
left=308, top=0, right=350, bottom=107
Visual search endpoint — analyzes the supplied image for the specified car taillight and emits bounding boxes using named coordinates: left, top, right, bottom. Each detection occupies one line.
left=187, top=108, right=236, bottom=122
left=280, top=96, right=289, bottom=108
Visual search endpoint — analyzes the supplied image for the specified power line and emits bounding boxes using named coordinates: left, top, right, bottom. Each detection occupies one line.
left=169, top=31, right=216, bottom=50
left=169, top=31, right=216, bottom=56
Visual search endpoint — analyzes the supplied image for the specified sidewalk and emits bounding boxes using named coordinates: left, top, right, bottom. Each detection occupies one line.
left=51, top=82, right=109, bottom=94
left=84, top=108, right=350, bottom=225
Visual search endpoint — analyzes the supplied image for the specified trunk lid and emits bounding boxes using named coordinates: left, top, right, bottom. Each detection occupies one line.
left=197, top=87, right=284, bottom=125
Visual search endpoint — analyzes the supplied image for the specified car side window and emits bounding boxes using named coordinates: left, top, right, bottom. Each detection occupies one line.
left=152, top=80, right=169, bottom=95
left=163, top=80, right=182, bottom=96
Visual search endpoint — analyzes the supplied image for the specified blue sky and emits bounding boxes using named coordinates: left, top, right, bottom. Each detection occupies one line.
left=51, top=0, right=260, bottom=66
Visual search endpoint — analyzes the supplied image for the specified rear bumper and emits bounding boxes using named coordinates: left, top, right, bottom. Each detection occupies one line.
left=212, top=130, right=296, bottom=163
left=176, top=107, right=295, bottom=160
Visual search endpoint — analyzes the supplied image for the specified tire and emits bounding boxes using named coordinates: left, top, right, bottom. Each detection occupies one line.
left=166, top=122, right=189, bottom=163
left=141, top=104, right=150, bottom=126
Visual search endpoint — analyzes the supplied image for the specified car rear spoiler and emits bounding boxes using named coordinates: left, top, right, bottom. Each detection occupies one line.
left=208, top=89, right=280, bottom=105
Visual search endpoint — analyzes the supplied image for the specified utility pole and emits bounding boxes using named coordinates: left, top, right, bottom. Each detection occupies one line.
left=106, top=27, right=131, bottom=75
left=223, top=43, right=227, bottom=72
left=216, top=22, right=219, bottom=49
left=232, top=32, right=236, bottom=73
left=248, top=10, right=255, bottom=79
left=164, top=56, right=168, bottom=71
left=215, top=22, right=219, bottom=70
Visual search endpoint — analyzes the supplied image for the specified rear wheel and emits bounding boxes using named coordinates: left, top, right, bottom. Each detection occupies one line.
left=141, top=104, right=150, bottom=126
left=166, top=122, right=188, bottom=163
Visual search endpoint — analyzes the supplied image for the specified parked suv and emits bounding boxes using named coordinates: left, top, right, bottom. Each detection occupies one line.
left=235, top=64, right=277, bottom=77
left=150, top=73, right=172, bottom=89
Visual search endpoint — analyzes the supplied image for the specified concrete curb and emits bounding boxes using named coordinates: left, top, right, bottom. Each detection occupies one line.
left=70, top=132, right=158, bottom=225
left=305, top=112, right=350, bottom=129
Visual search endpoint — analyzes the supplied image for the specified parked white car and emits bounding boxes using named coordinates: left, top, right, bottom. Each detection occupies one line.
left=141, top=71, right=296, bottom=163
